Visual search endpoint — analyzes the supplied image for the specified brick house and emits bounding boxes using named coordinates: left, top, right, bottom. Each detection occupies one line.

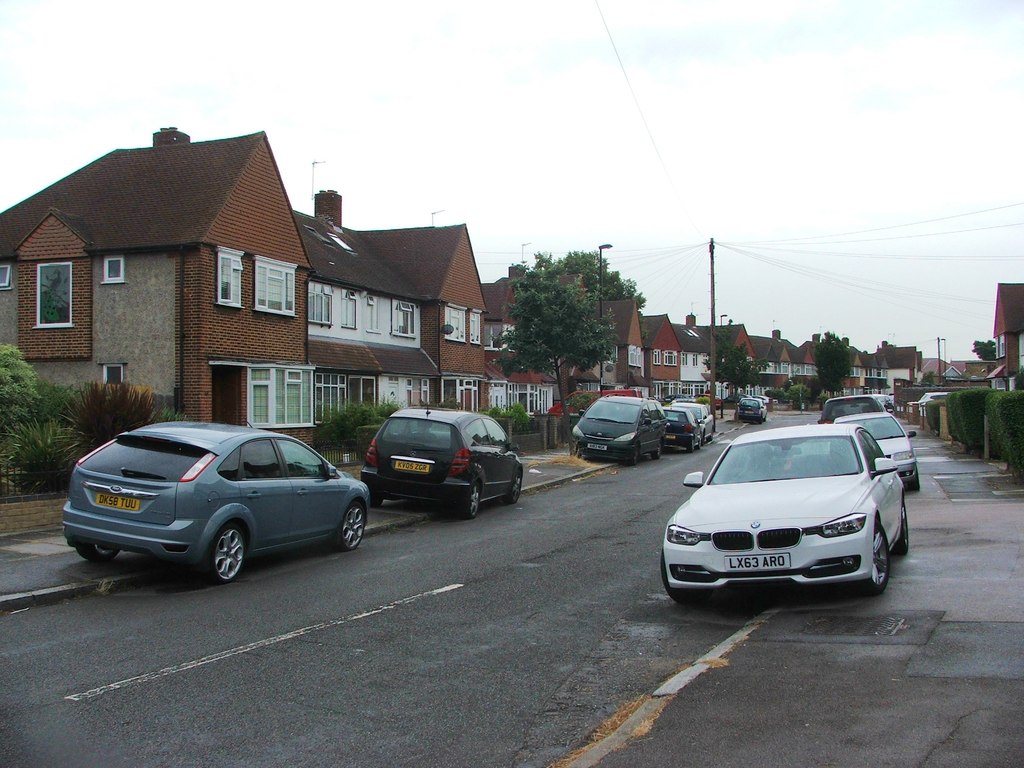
left=642, top=314, right=683, bottom=400
left=596, top=299, right=649, bottom=394
left=992, top=282, right=1024, bottom=390
left=673, top=314, right=712, bottom=399
left=0, top=128, right=313, bottom=435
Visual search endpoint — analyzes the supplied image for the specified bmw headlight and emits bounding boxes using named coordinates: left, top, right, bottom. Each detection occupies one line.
left=891, top=450, right=913, bottom=461
left=666, top=524, right=703, bottom=546
left=819, top=514, right=867, bottom=538
left=613, top=432, right=637, bottom=442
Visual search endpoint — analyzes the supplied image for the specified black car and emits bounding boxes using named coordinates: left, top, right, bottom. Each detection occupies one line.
left=572, top=396, right=667, bottom=465
left=361, top=408, right=523, bottom=519
left=664, top=408, right=702, bottom=452
left=818, top=395, right=886, bottom=424
left=736, top=397, right=766, bottom=424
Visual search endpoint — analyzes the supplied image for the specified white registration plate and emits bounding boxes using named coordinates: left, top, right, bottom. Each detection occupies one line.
left=587, top=443, right=608, bottom=451
left=726, top=553, right=791, bottom=571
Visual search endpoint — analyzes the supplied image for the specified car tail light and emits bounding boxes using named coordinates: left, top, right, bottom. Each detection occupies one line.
left=683, top=423, right=694, bottom=433
left=365, top=438, right=378, bottom=468
left=448, top=447, right=471, bottom=477
left=179, top=452, right=216, bottom=482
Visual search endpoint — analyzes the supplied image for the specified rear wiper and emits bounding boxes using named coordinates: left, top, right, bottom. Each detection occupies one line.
left=121, top=468, right=166, bottom=480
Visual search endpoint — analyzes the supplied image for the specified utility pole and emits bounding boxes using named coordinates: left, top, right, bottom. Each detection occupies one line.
left=709, top=238, right=717, bottom=431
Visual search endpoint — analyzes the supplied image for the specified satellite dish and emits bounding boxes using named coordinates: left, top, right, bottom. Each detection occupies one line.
left=441, top=324, right=455, bottom=335
left=604, top=364, right=615, bottom=372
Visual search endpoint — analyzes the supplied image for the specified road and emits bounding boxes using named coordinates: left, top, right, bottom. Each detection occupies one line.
left=1, top=411, right=1021, bottom=768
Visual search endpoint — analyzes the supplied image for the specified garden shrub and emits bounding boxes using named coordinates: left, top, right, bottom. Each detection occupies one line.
left=0, top=345, right=41, bottom=437
left=3, top=419, right=75, bottom=493
left=65, top=383, right=156, bottom=457
left=993, top=391, right=1024, bottom=479
left=487, top=401, right=531, bottom=432
left=315, top=401, right=400, bottom=443
left=946, top=389, right=990, bottom=452
left=986, top=391, right=1009, bottom=461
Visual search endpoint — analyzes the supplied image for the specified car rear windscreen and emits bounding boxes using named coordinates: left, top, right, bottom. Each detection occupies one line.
left=80, top=436, right=210, bottom=480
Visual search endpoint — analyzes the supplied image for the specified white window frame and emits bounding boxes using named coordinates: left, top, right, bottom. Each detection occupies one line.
left=366, top=295, right=380, bottom=333
left=218, top=248, right=243, bottom=307
left=339, top=289, right=357, bottom=329
left=308, top=283, right=332, bottom=325
left=470, top=310, right=481, bottom=345
left=249, top=366, right=313, bottom=427
left=102, top=256, right=125, bottom=284
left=36, top=262, right=73, bottom=327
left=254, top=256, right=296, bottom=316
left=653, top=349, right=662, bottom=366
left=446, top=305, right=466, bottom=342
left=393, top=300, right=415, bottom=337
left=102, top=364, right=124, bottom=384
left=628, top=345, right=641, bottom=367
left=0, top=263, right=10, bottom=290
left=315, top=372, right=346, bottom=421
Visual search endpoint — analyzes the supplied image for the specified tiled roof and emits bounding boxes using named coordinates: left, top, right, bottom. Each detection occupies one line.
left=0, top=133, right=267, bottom=256
left=603, top=299, right=640, bottom=345
left=672, top=323, right=709, bottom=353
left=994, top=283, right=1024, bottom=336
left=307, top=338, right=439, bottom=377
left=481, top=279, right=514, bottom=320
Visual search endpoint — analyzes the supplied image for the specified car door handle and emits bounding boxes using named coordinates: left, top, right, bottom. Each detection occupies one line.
left=246, top=490, right=261, bottom=498
left=296, top=488, right=307, bottom=495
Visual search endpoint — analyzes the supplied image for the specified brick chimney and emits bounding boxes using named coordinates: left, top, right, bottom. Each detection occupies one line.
left=685, top=313, right=696, bottom=327
left=812, top=333, right=821, bottom=344
left=508, top=265, right=526, bottom=279
left=772, top=329, right=781, bottom=340
left=153, top=127, right=190, bottom=146
left=315, top=190, right=343, bottom=228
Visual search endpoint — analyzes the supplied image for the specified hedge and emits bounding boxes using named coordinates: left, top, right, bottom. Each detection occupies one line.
left=992, top=391, right=1024, bottom=479
left=946, top=389, right=991, bottom=453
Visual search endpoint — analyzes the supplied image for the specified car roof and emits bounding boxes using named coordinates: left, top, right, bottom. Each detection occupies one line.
left=126, top=421, right=276, bottom=451
left=730, top=423, right=861, bottom=446
left=823, top=394, right=878, bottom=403
left=597, top=395, right=647, bottom=403
left=387, top=408, right=483, bottom=425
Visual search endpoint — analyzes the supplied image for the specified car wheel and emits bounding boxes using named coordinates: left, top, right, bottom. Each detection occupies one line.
left=460, top=480, right=482, bottom=519
left=74, top=543, right=120, bottom=562
left=334, top=500, right=366, bottom=551
left=858, top=515, right=890, bottom=596
left=890, top=499, right=910, bottom=556
left=502, top=468, right=523, bottom=505
left=907, top=471, right=920, bottom=492
left=650, top=442, right=662, bottom=460
left=661, top=553, right=712, bottom=605
left=207, top=523, right=246, bottom=585
left=694, top=434, right=702, bottom=451
left=625, top=443, right=640, bottom=466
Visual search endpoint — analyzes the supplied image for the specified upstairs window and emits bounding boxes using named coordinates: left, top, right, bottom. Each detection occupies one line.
left=308, top=283, right=332, bottom=325
left=628, top=345, right=641, bottom=367
left=653, top=349, right=662, bottom=365
left=663, top=351, right=678, bottom=367
left=37, top=262, right=72, bottom=327
left=0, top=263, right=10, bottom=290
left=255, top=257, right=295, bottom=315
left=366, top=295, right=380, bottom=332
left=445, top=305, right=466, bottom=342
left=470, top=311, right=481, bottom=345
left=218, top=248, right=243, bottom=307
left=102, top=256, right=124, bottom=284
left=394, top=301, right=415, bottom=336
left=339, top=290, right=357, bottom=328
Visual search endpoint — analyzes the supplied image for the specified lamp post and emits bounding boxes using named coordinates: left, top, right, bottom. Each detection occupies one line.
left=597, top=244, right=613, bottom=389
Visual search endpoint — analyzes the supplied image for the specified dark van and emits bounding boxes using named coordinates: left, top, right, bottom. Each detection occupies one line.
left=572, top=396, right=667, bottom=465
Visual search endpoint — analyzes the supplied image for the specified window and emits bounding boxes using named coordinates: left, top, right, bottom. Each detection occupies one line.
left=349, top=376, right=376, bottom=403
left=218, top=248, right=243, bottom=307
left=366, top=295, right=380, bottom=332
left=470, top=311, right=481, bottom=345
left=691, top=354, right=699, bottom=367
left=102, top=256, right=124, bottom=284
left=339, top=290, right=357, bottom=328
left=445, top=305, right=466, bottom=342
left=0, top=263, right=10, bottom=290
left=308, top=283, right=332, bottom=325
left=37, top=262, right=72, bottom=326
left=484, top=322, right=503, bottom=349
left=255, top=257, right=295, bottom=315
left=663, top=351, right=678, bottom=366
left=103, top=364, right=124, bottom=384
left=278, top=439, right=323, bottom=478
left=394, top=301, right=415, bottom=336
left=628, top=345, right=641, bottom=367
left=315, top=373, right=346, bottom=421
left=249, top=367, right=312, bottom=427
left=404, top=377, right=430, bottom=406
left=653, top=350, right=662, bottom=365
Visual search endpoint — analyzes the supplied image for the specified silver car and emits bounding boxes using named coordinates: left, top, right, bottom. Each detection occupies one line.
left=835, top=412, right=919, bottom=491
left=63, top=422, right=370, bottom=583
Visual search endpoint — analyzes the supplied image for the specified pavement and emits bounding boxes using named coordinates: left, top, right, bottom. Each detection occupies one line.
left=0, top=449, right=608, bottom=613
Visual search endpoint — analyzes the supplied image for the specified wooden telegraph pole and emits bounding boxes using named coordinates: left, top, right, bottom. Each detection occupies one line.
left=709, top=238, right=717, bottom=432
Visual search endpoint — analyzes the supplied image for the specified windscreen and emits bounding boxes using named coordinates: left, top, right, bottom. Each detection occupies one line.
left=583, top=399, right=641, bottom=424
left=710, top=436, right=863, bottom=485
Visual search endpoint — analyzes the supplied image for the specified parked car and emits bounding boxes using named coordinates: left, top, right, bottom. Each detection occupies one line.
left=361, top=408, right=523, bottom=519
left=869, top=394, right=895, bottom=413
left=818, top=394, right=886, bottom=424
left=915, top=392, right=949, bottom=409
left=573, top=396, right=667, bottom=465
left=661, top=424, right=907, bottom=603
left=62, top=422, right=369, bottom=584
left=664, top=407, right=702, bottom=452
left=835, top=412, right=919, bottom=490
left=669, top=402, right=712, bottom=444
left=736, top=396, right=766, bottom=424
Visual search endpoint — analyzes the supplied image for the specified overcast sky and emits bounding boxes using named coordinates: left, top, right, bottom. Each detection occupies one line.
left=2, top=0, right=1021, bottom=361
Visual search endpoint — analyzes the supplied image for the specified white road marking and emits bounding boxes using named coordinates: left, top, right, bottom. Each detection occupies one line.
left=65, top=583, right=464, bottom=702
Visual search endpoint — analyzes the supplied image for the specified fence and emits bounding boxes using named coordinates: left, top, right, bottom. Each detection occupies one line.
left=0, top=462, right=70, bottom=500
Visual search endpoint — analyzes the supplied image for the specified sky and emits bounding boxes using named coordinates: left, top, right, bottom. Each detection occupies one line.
left=1, top=0, right=1022, bottom=361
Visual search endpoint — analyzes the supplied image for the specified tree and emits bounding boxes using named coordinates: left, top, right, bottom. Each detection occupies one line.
left=498, top=262, right=616, bottom=450
left=972, top=340, right=996, bottom=361
left=0, top=345, right=41, bottom=436
left=531, top=251, right=646, bottom=309
left=708, top=328, right=767, bottom=395
left=814, top=332, right=851, bottom=395
left=920, top=371, right=937, bottom=385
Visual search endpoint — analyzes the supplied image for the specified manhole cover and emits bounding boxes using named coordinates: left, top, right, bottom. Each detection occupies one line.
left=803, top=614, right=908, bottom=637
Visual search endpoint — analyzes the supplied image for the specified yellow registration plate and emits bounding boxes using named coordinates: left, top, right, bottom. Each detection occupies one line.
left=95, top=492, right=141, bottom=512
left=393, top=459, right=431, bottom=474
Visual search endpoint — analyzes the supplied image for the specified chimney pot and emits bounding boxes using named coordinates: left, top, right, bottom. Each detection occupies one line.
left=315, top=190, right=343, bottom=227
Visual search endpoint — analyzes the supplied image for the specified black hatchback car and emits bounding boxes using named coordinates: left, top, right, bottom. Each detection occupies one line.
left=361, top=408, right=523, bottom=519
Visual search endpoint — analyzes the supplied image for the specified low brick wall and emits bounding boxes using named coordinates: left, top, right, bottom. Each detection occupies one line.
left=0, top=495, right=65, bottom=534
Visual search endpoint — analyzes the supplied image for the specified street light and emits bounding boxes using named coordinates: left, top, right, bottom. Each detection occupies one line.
left=597, top=244, right=613, bottom=389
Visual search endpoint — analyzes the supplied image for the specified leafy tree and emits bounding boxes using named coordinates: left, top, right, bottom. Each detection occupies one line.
left=0, top=345, right=41, bottom=436
left=707, top=328, right=767, bottom=395
left=498, top=261, right=616, bottom=449
left=920, top=371, right=937, bottom=385
left=531, top=250, right=646, bottom=309
left=972, top=340, right=996, bottom=361
left=814, top=332, right=851, bottom=395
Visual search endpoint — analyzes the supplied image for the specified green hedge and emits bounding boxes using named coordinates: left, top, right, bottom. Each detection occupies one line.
left=993, top=391, right=1024, bottom=479
left=925, top=400, right=942, bottom=433
left=986, top=392, right=1009, bottom=461
left=946, top=389, right=991, bottom=452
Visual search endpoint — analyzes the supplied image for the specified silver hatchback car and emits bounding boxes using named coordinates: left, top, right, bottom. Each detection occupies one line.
left=63, top=422, right=370, bottom=583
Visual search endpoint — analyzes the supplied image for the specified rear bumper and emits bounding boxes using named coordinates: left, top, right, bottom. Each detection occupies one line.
left=360, top=467, right=471, bottom=504
left=63, top=502, right=204, bottom=564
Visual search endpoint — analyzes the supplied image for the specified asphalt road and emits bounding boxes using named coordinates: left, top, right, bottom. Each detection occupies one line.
left=1, top=411, right=1021, bottom=768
